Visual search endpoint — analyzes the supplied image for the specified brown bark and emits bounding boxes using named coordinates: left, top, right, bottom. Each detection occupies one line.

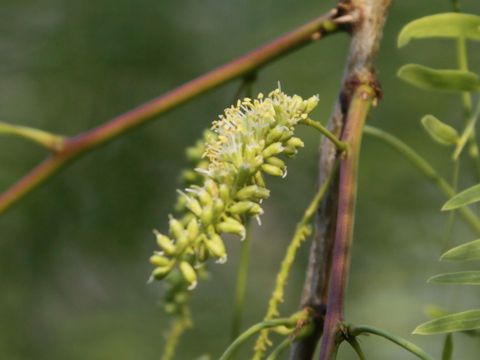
left=289, top=1, right=392, bottom=359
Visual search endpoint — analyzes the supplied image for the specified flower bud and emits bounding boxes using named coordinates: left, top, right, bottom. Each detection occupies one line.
left=150, top=254, right=171, bottom=267
left=228, top=201, right=261, bottom=215
left=251, top=155, right=264, bottom=169
left=213, top=198, right=225, bottom=218
left=261, top=163, right=284, bottom=177
left=283, top=144, right=298, bottom=158
left=186, top=218, right=199, bottom=241
left=216, top=217, right=246, bottom=239
left=279, top=129, right=293, bottom=142
left=266, top=156, right=285, bottom=169
left=179, top=261, right=197, bottom=289
left=262, top=142, right=284, bottom=158
left=154, top=230, right=177, bottom=256
left=206, top=234, right=227, bottom=259
left=236, top=185, right=268, bottom=200
left=176, top=235, right=190, bottom=251
left=236, top=164, right=251, bottom=185
left=219, top=184, right=230, bottom=203
left=287, top=137, right=304, bottom=148
left=254, top=171, right=266, bottom=187
left=266, top=125, right=288, bottom=144
left=200, top=205, right=214, bottom=226
left=197, top=243, right=209, bottom=262
left=186, top=198, right=203, bottom=217
left=152, top=266, right=171, bottom=280
left=244, top=144, right=259, bottom=163
left=169, top=217, right=185, bottom=239
left=197, top=189, right=213, bottom=207
left=205, top=180, right=218, bottom=197
left=248, top=203, right=263, bottom=216
left=305, top=95, right=319, bottom=113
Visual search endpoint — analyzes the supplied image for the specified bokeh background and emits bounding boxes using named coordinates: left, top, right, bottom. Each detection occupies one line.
left=1, top=0, right=480, bottom=359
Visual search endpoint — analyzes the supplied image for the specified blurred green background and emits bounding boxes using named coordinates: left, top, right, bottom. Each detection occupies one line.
left=1, top=0, right=480, bottom=359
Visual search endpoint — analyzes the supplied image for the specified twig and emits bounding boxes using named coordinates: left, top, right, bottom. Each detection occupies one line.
left=363, top=125, right=480, bottom=235
left=219, top=316, right=300, bottom=360
left=349, top=324, right=436, bottom=360
left=0, top=12, right=341, bottom=215
left=0, top=121, right=66, bottom=152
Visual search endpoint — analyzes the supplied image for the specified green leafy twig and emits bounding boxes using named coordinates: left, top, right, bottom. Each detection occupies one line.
left=348, top=324, right=436, bottom=360
left=265, top=338, right=291, bottom=360
left=363, top=125, right=480, bottom=235
left=219, top=315, right=303, bottom=360
left=0, top=121, right=66, bottom=152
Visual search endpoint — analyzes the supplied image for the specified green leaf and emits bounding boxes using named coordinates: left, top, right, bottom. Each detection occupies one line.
left=442, top=334, right=453, bottom=360
left=442, top=184, right=480, bottom=210
left=440, top=239, right=480, bottom=261
left=428, top=271, right=480, bottom=285
left=398, top=13, right=480, bottom=47
left=413, top=309, right=480, bottom=334
left=425, top=305, right=450, bottom=319
left=398, top=64, right=480, bottom=92
left=421, top=115, right=459, bottom=145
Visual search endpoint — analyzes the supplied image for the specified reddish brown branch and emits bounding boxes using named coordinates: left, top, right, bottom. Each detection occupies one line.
left=318, top=85, right=375, bottom=359
left=0, top=12, right=341, bottom=215
left=290, top=1, right=391, bottom=359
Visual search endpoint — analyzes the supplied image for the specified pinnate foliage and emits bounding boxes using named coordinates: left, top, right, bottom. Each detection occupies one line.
left=398, top=10, right=480, bottom=339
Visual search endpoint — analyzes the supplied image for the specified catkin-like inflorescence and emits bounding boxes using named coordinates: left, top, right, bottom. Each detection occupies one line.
left=150, top=88, right=318, bottom=295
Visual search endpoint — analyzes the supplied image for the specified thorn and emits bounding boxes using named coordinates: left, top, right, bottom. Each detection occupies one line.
left=333, top=14, right=355, bottom=24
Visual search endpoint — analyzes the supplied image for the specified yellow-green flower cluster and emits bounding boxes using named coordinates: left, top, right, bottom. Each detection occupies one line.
left=150, top=88, right=319, bottom=291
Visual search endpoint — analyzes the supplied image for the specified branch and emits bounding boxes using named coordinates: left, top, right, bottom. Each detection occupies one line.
left=318, top=85, right=375, bottom=359
left=290, top=0, right=392, bottom=358
left=0, top=11, right=342, bottom=215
